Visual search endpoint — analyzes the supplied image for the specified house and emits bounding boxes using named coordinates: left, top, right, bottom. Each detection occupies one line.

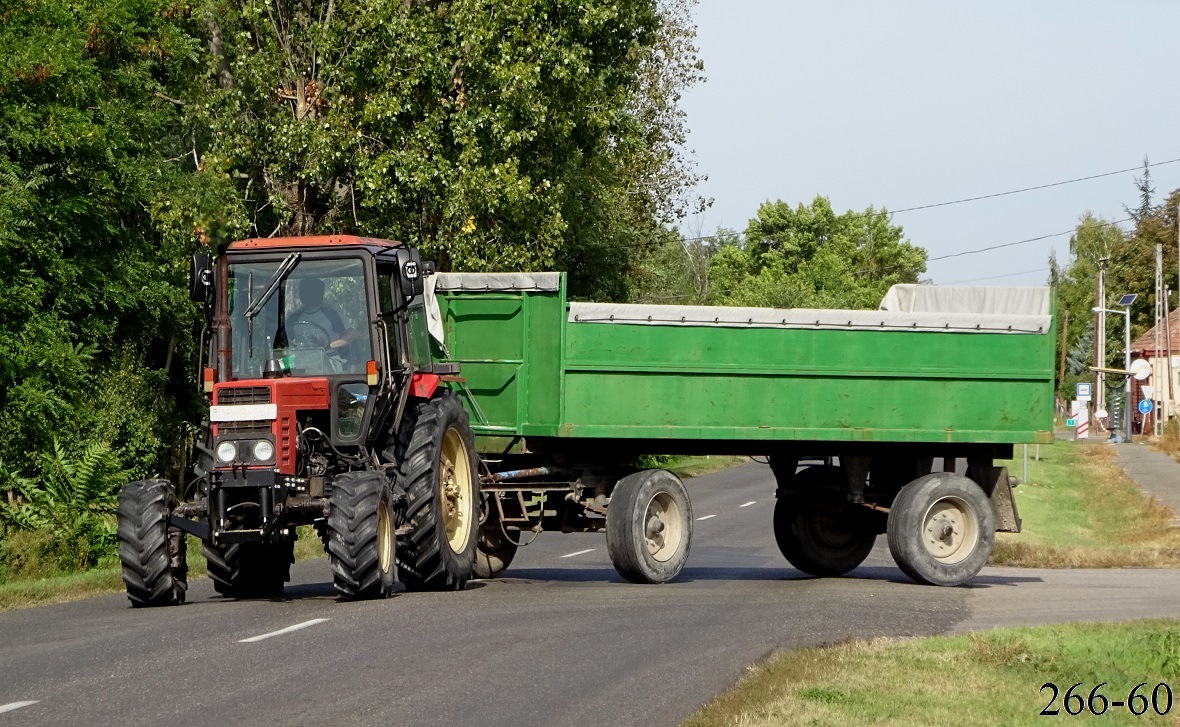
left=1127, top=307, right=1180, bottom=429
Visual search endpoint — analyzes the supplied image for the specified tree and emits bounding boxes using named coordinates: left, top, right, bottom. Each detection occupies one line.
left=705, top=197, right=927, bottom=310
left=0, top=0, right=209, bottom=490
left=189, top=0, right=705, bottom=299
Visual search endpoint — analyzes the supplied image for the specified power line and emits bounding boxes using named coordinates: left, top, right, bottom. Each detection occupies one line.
left=927, top=217, right=1133, bottom=262
left=678, top=156, right=1179, bottom=246
left=889, top=157, right=1180, bottom=214
left=943, top=267, right=1050, bottom=285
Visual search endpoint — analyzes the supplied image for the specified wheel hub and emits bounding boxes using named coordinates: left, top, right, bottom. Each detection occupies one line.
left=642, top=491, right=684, bottom=563
left=921, top=497, right=979, bottom=565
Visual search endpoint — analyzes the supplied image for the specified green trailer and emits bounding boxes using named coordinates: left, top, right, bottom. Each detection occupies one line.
left=430, top=272, right=1055, bottom=587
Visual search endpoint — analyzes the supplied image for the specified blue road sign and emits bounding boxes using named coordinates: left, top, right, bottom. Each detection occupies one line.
left=1066, top=418, right=1077, bottom=427
left=1138, top=398, right=1154, bottom=415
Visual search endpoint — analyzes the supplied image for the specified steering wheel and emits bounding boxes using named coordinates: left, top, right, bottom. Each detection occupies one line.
left=289, top=318, right=333, bottom=348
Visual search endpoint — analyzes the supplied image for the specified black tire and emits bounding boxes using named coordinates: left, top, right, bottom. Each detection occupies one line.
left=605, top=469, right=692, bottom=584
left=117, top=480, right=187, bottom=607
left=202, top=537, right=294, bottom=599
left=326, top=470, right=396, bottom=600
left=772, top=466, right=876, bottom=577
left=473, top=497, right=518, bottom=579
left=390, top=390, right=478, bottom=591
left=887, top=473, right=996, bottom=587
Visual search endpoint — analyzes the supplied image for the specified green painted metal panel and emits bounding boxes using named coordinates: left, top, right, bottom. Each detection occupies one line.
left=435, top=275, right=1056, bottom=450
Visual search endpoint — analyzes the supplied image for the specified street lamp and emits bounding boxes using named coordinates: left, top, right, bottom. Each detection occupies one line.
left=1094, top=293, right=1138, bottom=442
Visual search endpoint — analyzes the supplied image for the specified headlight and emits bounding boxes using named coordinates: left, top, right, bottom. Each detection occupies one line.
left=253, top=440, right=275, bottom=462
left=216, top=441, right=238, bottom=463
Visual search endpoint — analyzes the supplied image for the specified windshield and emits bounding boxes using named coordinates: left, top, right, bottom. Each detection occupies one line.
left=229, top=258, right=372, bottom=378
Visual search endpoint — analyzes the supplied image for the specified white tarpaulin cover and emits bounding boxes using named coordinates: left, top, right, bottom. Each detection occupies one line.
left=435, top=272, right=562, bottom=292
left=430, top=273, right=1052, bottom=335
left=569, top=284, right=1052, bottom=334
left=423, top=274, right=445, bottom=347
left=878, top=284, right=1051, bottom=316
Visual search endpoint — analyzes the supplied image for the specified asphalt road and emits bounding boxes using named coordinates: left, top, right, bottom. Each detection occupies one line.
left=2, top=461, right=1177, bottom=726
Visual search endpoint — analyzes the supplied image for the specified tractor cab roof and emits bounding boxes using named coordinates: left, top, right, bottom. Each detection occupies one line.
left=226, top=235, right=405, bottom=255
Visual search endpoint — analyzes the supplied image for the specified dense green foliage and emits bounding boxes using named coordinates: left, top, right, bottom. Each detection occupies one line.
left=0, top=0, right=705, bottom=579
left=631, top=196, right=928, bottom=308
left=0, top=0, right=206, bottom=499
left=190, top=0, right=705, bottom=300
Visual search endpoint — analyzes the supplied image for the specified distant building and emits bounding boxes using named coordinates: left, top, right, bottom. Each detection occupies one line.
left=1128, top=307, right=1180, bottom=429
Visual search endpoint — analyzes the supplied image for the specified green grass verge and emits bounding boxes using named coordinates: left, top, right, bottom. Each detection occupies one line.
left=684, top=620, right=1180, bottom=727
left=665, top=455, right=748, bottom=479
left=991, top=440, right=1180, bottom=568
left=0, top=527, right=327, bottom=613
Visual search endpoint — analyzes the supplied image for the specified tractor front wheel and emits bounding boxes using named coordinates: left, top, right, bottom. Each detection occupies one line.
left=117, top=480, right=187, bottom=607
left=203, top=536, right=294, bottom=599
left=326, top=470, right=396, bottom=600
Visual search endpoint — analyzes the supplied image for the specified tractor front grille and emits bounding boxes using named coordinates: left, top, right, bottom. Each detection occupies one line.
left=217, top=386, right=272, bottom=405
left=217, top=420, right=273, bottom=437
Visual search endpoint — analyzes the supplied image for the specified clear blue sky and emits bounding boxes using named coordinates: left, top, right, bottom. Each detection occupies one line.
left=680, top=1, right=1180, bottom=286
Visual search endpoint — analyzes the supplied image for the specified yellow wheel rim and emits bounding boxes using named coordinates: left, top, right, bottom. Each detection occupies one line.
left=378, top=499, right=394, bottom=574
left=440, top=428, right=474, bottom=553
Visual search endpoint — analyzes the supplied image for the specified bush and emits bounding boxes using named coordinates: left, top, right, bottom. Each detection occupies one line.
left=0, top=439, right=124, bottom=574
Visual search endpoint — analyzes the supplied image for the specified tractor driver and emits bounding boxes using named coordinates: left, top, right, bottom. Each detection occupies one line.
left=289, top=277, right=357, bottom=356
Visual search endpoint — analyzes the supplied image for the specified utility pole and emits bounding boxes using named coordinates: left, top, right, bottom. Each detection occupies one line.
left=1156, top=243, right=1164, bottom=436
left=1166, top=287, right=1174, bottom=423
left=1097, top=258, right=1108, bottom=428
left=1059, top=309, right=1069, bottom=387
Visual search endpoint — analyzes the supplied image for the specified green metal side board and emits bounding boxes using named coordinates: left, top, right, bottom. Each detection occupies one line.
left=435, top=275, right=1056, bottom=452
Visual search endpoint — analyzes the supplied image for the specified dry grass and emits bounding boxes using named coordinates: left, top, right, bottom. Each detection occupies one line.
left=1153, top=419, right=1180, bottom=462
left=991, top=442, right=1180, bottom=568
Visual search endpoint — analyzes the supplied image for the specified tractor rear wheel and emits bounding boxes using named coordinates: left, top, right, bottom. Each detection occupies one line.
left=606, top=469, right=692, bottom=584
left=391, top=390, right=478, bottom=591
left=326, top=470, right=396, bottom=599
left=117, top=480, right=187, bottom=607
left=473, top=496, right=518, bottom=579
left=773, top=466, right=876, bottom=577
left=203, top=537, right=294, bottom=599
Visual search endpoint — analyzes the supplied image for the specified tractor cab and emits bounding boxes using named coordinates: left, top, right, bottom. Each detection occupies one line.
left=113, top=235, right=478, bottom=607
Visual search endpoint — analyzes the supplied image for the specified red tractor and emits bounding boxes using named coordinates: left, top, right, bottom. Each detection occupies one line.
left=115, top=236, right=479, bottom=605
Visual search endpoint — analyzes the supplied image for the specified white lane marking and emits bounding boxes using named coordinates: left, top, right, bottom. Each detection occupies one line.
left=739, top=501, right=756, bottom=508
left=560, top=548, right=595, bottom=558
left=696, top=514, right=717, bottom=521
left=239, top=618, right=329, bottom=643
left=0, top=702, right=38, bottom=714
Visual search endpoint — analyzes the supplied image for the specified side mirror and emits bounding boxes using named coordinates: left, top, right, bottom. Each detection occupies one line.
left=396, top=248, right=425, bottom=298
left=190, top=252, right=213, bottom=302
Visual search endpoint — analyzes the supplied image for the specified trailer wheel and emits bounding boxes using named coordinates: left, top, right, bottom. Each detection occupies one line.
left=606, top=469, right=692, bottom=584
left=117, top=480, right=187, bottom=607
left=773, top=466, right=876, bottom=577
left=326, top=470, right=396, bottom=599
left=203, top=536, right=294, bottom=599
left=887, top=473, right=995, bottom=586
left=391, top=390, right=478, bottom=591
left=473, top=497, right=518, bottom=579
